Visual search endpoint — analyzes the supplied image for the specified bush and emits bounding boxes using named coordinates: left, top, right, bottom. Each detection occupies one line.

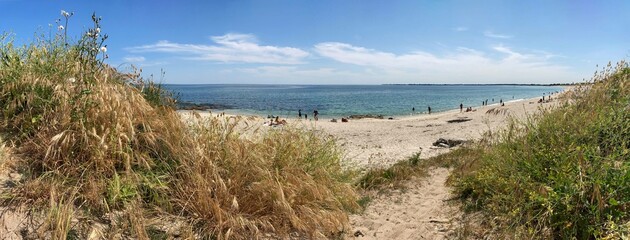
left=452, top=61, right=630, bottom=239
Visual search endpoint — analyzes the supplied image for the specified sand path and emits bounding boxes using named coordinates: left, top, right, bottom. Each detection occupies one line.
left=348, top=167, right=458, bottom=239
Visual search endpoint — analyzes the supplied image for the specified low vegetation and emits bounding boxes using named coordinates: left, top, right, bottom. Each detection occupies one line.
left=355, top=148, right=479, bottom=191
left=451, top=62, right=630, bottom=239
left=356, top=152, right=426, bottom=190
left=0, top=13, right=358, bottom=238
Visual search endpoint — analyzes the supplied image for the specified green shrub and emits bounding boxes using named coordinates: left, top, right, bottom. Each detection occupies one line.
left=452, top=61, right=630, bottom=239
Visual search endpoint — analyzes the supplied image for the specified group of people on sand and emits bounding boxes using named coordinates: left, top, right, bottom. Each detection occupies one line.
left=265, top=115, right=287, bottom=126
left=298, top=109, right=319, bottom=121
left=460, top=103, right=474, bottom=112
left=480, top=98, right=508, bottom=107
left=460, top=103, right=475, bottom=112
left=539, top=93, right=554, bottom=103
left=460, top=97, right=511, bottom=113
left=264, top=109, right=321, bottom=126
left=459, top=103, right=479, bottom=113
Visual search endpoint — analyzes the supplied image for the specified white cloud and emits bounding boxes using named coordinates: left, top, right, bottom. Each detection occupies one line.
left=484, top=31, right=513, bottom=39
left=314, top=42, right=578, bottom=83
left=117, top=55, right=166, bottom=67
left=123, top=56, right=146, bottom=62
left=314, top=42, right=487, bottom=69
left=127, top=33, right=309, bottom=64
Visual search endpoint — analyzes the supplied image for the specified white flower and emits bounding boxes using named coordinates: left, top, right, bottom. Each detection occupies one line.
left=95, top=28, right=101, bottom=33
left=61, top=10, right=69, bottom=17
left=58, top=25, right=64, bottom=31
left=68, top=77, right=76, bottom=83
left=100, top=46, right=107, bottom=53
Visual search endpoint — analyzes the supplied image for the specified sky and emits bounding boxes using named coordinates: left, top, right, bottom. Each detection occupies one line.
left=1, top=0, right=628, bottom=84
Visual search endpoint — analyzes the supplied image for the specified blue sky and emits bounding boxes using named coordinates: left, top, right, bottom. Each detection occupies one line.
left=1, top=0, right=628, bottom=84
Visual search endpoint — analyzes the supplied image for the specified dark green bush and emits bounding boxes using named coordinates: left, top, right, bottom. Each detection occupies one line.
left=453, top=62, right=630, bottom=239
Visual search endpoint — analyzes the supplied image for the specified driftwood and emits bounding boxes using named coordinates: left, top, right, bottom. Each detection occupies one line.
left=433, top=138, right=467, bottom=148
left=446, top=118, right=472, bottom=123
left=348, top=114, right=384, bottom=119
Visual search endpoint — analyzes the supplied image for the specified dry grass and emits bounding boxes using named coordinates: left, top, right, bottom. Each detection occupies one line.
left=41, top=188, right=75, bottom=239
left=0, top=13, right=358, bottom=238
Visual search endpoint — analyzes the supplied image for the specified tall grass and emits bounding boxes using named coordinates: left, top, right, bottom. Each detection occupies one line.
left=451, top=61, right=630, bottom=239
left=0, top=12, right=357, bottom=238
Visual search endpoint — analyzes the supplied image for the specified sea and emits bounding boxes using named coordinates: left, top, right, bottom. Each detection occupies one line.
left=164, top=84, right=565, bottom=118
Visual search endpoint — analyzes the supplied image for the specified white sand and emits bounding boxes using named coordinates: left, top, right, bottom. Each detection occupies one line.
left=348, top=167, right=459, bottom=239
left=200, top=96, right=560, bottom=170
left=286, top=97, right=559, bottom=169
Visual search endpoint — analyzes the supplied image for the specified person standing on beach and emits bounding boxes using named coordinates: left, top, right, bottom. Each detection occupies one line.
left=460, top=103, right=463, bottom=112
left=298, top=109, right=302, bottom=118
left=313, top=109, right=319, bottom=121
left=428, top=106, right=431, bottom=114
left=412, top=107, right=415, bottom=114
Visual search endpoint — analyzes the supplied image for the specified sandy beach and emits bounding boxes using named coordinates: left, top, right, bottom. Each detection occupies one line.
left=313, top=97, right=559, bottom=169
left=197, top=95, right=561, bottom=170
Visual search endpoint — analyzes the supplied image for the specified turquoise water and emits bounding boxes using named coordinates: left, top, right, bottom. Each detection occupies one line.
left=165, top=84, right=564, bottom=118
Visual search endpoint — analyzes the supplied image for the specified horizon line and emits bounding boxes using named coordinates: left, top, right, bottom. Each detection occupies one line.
left=161, top=83, right=581, bottom=86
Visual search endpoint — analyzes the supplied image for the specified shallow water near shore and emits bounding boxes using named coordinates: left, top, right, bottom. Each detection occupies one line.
left=166, top=84, right=564, bottom=118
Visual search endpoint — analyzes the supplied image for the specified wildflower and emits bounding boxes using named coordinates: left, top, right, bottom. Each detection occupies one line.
left=58, top=25, right=64, bottom=31
left=100, top=46, right=107, bottom=53
left=95, top=28, right=101, bottom=33
left=61, top=10, right=69, bottom=17
left=68, top=77, right=76, bottom=83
